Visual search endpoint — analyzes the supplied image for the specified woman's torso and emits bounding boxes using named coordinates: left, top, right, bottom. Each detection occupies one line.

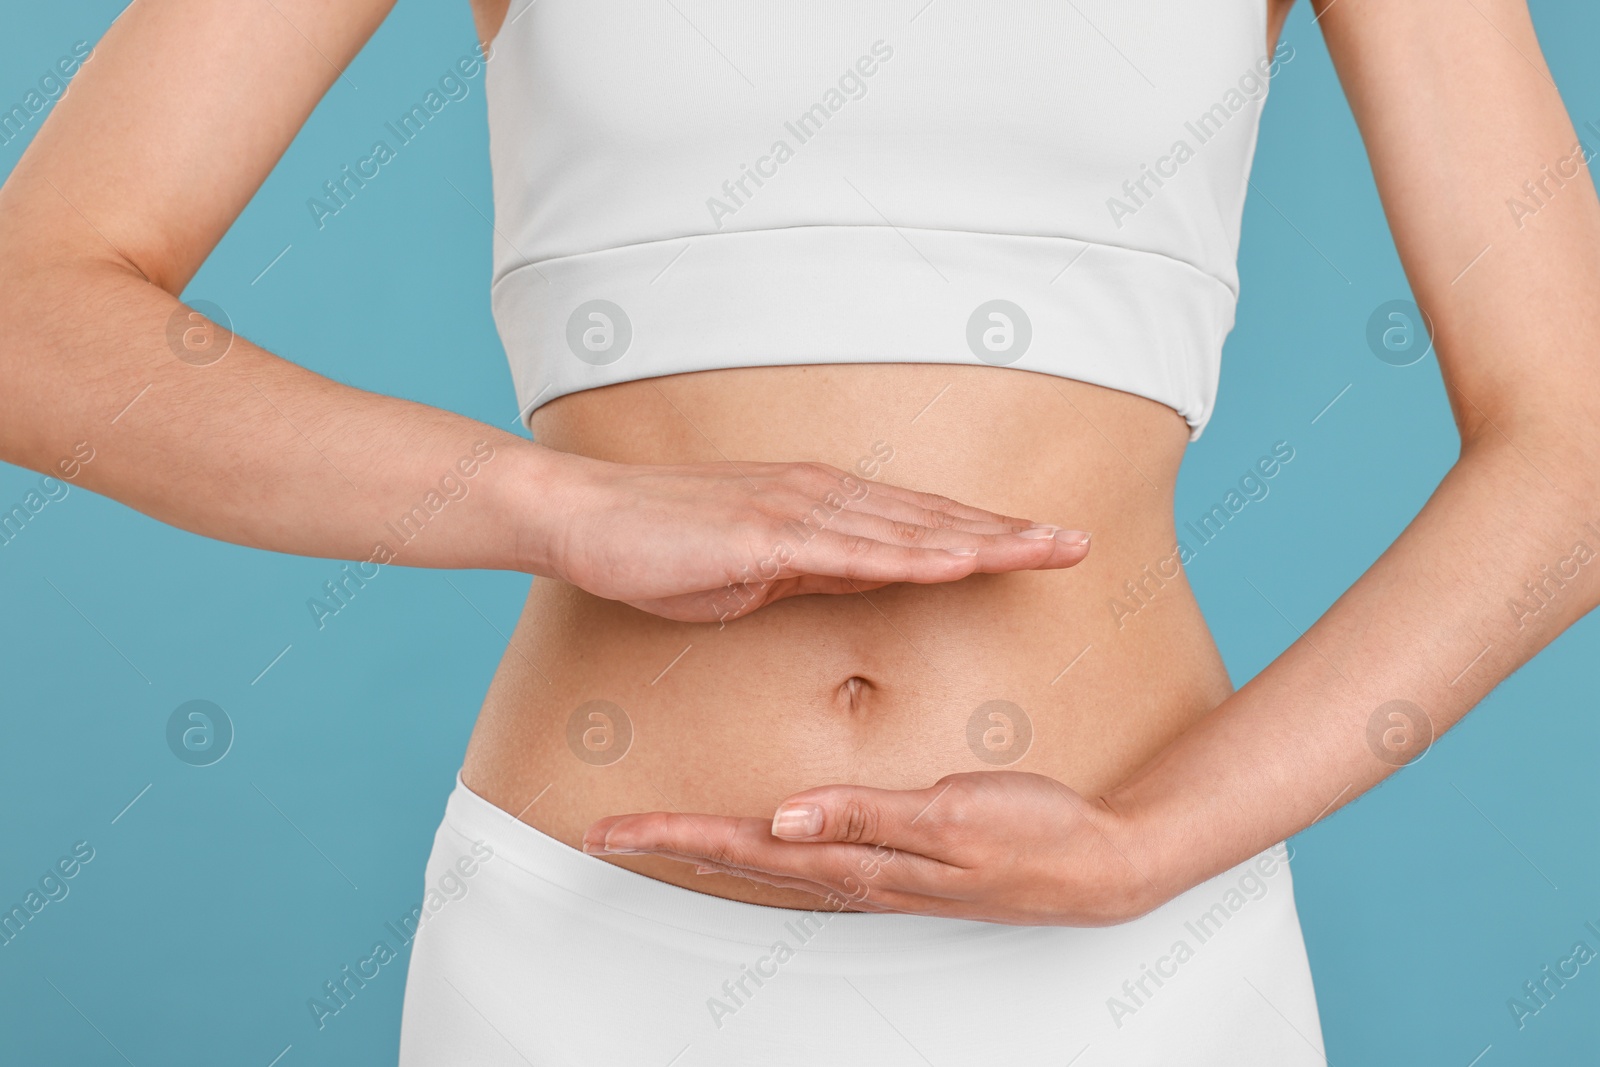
left=462, top=363, right=1230, bottom=908
left=459, top=0, right=1290, bottom=909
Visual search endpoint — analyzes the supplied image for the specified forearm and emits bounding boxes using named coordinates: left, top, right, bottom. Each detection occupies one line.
left=0, top=257, right=573, bottom=573
left=1106, top=428, right=1600, bottom=898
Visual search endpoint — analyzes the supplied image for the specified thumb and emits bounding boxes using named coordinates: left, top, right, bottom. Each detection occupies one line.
left=769, top=781, right=949, bottom=851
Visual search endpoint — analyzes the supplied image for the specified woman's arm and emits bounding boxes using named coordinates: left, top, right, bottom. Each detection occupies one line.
left=0, top=0, right=1090, bottom=623
left=584, top=0, right=1600, bottom=919
left=0, top=0, right=566, bottom=575
left=1105, top=0, right=1600, bottom=901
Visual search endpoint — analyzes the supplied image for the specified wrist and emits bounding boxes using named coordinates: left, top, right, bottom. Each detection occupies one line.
left=1089, top=785, right=1197, bottom=922
left=1100, top=756, right=1277, bottom=917
left=496, top=438, right=604, bottom=580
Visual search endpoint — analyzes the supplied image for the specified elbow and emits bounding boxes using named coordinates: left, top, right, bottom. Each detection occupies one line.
left=0, top=179, right=166, bottom=332
left=1454, top=385, right=1600, bottom=511
left=0, top=238, right=149, bottom=471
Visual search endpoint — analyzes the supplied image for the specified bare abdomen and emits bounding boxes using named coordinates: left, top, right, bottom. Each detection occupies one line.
left=461, top=362, right=1232, bottom=908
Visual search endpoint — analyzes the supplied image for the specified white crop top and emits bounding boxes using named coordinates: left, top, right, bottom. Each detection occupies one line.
left=485, top=1, right=1275, bottom=440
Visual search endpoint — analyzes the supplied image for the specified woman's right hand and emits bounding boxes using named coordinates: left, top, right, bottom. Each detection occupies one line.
left=527, top=451, right=1091, bottom=622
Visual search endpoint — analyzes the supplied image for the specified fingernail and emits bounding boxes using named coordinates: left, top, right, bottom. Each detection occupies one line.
left=1016, top=524, right=1059, bottom=539
left=1055, top=529, right=1091, bottom=546
left=582, top=841, right=604, bottom=855
left=599, top=835, right=646, bottom=855
left=695, top=865, right=716, bottom=875
left=943, top=548, right=978, bottom=557
left=772, top=803, right=824, bottom=839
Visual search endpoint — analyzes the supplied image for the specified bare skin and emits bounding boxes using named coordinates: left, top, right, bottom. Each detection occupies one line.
left=0, top=0, right=1086, bottom=904
left=453, top=0, right=1284, bottom=911
left=0, top=1, right=1087, bottom=618
left=582, top=0, right=1600, bottom=922
left=4, top=0, right=1598, bottom=930
left=465, top=364, right=1216, bottom=909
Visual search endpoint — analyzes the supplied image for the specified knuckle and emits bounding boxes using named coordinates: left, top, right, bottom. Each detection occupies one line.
left=713, top=846, right=748, bottom=868
left=929, top=780, right=978, bottom=832
left=741, top=516, right=781, bottom=549
left=842, top=534, right=876, bottom=559
left=889, top=519, right=925, bottom=544
left=920, top=507, right=960, bottom=531
left=628, top=812, right=677, bottom=844
left=710, top=824, right=752, bottom=866
left=837, top=800, right=879, bottom=844
left=796, top=462, right=843, bottom=491
left=791, top=495, right=840, bottom=532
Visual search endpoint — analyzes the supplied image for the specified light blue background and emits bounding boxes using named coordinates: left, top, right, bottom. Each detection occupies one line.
left=2, top=2, right=1597, bottom=1064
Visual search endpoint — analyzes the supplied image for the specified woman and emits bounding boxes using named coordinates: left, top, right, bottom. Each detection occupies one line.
left=1, top=0, right=1595, bottom=1062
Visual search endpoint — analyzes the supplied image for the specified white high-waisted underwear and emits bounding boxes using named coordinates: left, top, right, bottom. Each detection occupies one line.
left=398, top=776, right=1324, bottom=1066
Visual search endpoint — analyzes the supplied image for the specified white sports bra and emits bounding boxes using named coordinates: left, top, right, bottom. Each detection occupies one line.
left=485, top=1, right=1277, bottom=440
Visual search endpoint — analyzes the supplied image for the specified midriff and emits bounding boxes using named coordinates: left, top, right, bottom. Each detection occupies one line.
left=460, top=362, right=1232, bottom=909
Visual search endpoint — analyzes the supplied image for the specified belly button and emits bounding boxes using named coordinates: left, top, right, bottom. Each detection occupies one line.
left=838, top=675, right=872, bottom=712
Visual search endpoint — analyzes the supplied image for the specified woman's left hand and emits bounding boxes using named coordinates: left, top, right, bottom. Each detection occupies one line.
left=581, top=771, right=1165, bottom=926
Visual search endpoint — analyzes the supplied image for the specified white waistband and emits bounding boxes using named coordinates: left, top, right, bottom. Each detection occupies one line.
left=403, top=775, right=1323, bottom=1064
left=443, top=772, right=1034, bottom=954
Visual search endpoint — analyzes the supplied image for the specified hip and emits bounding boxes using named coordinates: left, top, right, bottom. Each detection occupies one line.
left=398, top=775, right=1324, bottom=1066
